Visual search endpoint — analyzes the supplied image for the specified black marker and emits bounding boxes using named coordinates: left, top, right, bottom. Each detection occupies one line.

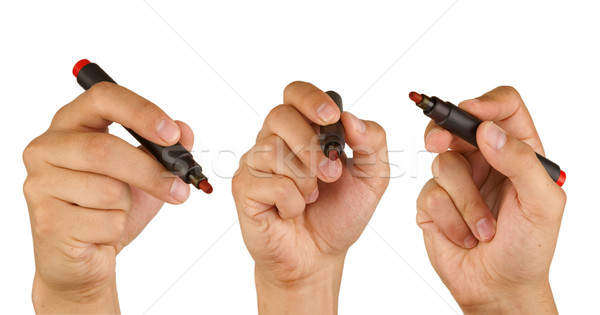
left=72, top=59, right=213, bottom=194
left=409, top=92, right=565, bottom=187
left=320, top=91, right=345, bottom=160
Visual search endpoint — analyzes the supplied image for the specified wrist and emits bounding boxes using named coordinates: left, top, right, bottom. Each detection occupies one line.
left=460, top=280, right=557, bottom=315
left=255, top=255, right=345, bottom=315
left=32, top=272, right=120, bottom=314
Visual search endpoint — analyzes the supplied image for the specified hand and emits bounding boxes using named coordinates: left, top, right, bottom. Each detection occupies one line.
left=22, top=82, right=194, bottom=313
left=416, top=86, right=566, bottom=314
left=232, top=81, right=389, bottom=314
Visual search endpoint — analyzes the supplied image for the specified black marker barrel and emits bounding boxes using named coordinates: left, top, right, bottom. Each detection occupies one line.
left=320, top=91, right=345, bottom=160
left=411, top=92, right=565, bottom=186
left=72, top=59, right=212, bottom=193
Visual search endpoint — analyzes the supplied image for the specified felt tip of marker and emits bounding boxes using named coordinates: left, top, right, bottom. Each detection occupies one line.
left=328, top=150, right=339, bottom=161
left=198, top=180, right=213, bottom=194
left=409, top=91, right=423, bottom=104
left=556, top=170, right=566, bottom=187
left=73, top=59, right=91, bottom=77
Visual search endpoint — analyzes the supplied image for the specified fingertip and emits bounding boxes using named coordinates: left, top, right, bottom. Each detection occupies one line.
left=477, top=121, right=505, bottom=151
left=425, top=129, right=453, bottom=153
left=457, top=98, right=481, bottom=111
left=463, top=234, right=478, bottom=249
left=431, top=155, right=440, bottom=178
left=474, top=217, right=496, bottom=241
left=341, top=112, right=367, bottom=135
left=169, top=177, right=190, bottom=204
left=318, top=157, right=343, bottom=182
left=157, top=118, right=181, bottom=146
left=316, top=101, right=341, bottom=125
left=174, top=120, right=194, bottom=150
left=307, top=186, right=319, bottom=204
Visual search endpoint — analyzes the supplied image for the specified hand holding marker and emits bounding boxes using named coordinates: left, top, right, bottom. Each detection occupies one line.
left=73, top=59, right=213, bottom=193
left=409, top=91, right=565, bottom=186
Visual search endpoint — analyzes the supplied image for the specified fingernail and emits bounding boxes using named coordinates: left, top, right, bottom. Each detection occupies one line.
left=317, top=103, right=338, bottom=124
left=347, top=112, right=366, bottom=134
left=425, top=129, right=442, bottom=150
left=319, top=158, right=341, bottom=179
left=484, top=122, right=506, bottom=150
left=463, top=235, right=477, bottom=248
left=475, top=218, right=495, bottom=241
left=170, top=179, right=189, bottom=202
left=308, top=187, right=319, bottom=203
left=157, top=119, right=180, bottom=144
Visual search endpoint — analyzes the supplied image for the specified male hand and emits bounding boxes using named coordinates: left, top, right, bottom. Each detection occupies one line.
left=23, top=82, right=194, bottom=313
left=416, top=86, right=566, bottom=314
left=232, top=81, right=390, bottom=314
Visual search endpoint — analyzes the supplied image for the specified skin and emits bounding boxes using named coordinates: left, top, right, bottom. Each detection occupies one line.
left=22, top=82, right=194, bottom=313
left=232, top=81, right=390, bottom=314
left=416, top=86, right=567, bottom=314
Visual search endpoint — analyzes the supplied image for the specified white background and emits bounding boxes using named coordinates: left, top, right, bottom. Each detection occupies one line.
left=1, top=0, right=599, bottom=313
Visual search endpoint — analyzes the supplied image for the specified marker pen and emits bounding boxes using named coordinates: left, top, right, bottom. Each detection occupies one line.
left=320, top=91, right=345, bottom=160
left=409, top=91, right=566, bottom=186
left=73, top=59, right=213, bottom=194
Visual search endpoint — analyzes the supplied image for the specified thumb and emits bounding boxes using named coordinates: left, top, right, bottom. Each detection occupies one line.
left=340, top=112, right=390, bottom=180
left=476, top=121, right=565, bottom=213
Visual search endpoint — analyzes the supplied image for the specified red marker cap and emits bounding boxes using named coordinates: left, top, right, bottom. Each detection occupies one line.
left=409, top=91, right=423, bottom=104
left=73, top=59, right=91, bottom=77
left=556, top=170, right=566, bottom=187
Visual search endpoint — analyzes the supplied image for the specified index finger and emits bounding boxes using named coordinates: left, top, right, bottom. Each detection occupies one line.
left=283, top=81, right=341, bottom=126
left=51, top=82, right=181, bottom=146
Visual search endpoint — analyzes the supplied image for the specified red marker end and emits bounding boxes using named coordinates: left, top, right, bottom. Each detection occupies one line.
left=199, top=180, right=213, bottom=194
left=328, top=150, right=339, bottom=161
left=556, top=170, right=566, bottom=187
left=73, top=59, right=91, bottom=77
left=409, top=91, right=423, bottom=104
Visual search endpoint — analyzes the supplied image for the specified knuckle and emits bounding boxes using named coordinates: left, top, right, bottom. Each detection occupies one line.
left=251, top=136, right=282, bottom=167
left=22, top=136, right=44, bottom=167
left=102, top=179, right=131, bottom=210
left=265, top=105, right=292, bottom=128
left=275, top=178, right=296, bottom=199
left=557, top=188, right=567, bottom=205
left=462, top=197, right=485, bottom=218
left=50, top=104, right=69, bottom=126
left=424, top=186, right=447, bottom=211
left=86, top=81, right=114, bottom=105
left=517, top=145, right=539, bottom=173
left=31, top=201, right=58, bottom=238
left=238, top=152, right=249, bottom=169
left=416, top=180, right=435, bottom=210
left=283, top=81, right=305, bottom=96
left=110, top=212, right=128, bottom=239
left=496, top=85, right=520, bottom=97
left=280, top=194, right=305, bottom=220
left=369, top=121, right=387, bottom=139
left=495, top=85, right=524, bottom=104
left=84, top=134, right=114, bottom=164
left=439, top=151, right=471, bottom=174
left=415, top=211, right=430, bottom=227
left=231, top=167, right=250, bottom=198
left=301, top=88, right=328, bottom=107
left=134, top=101, right=161, bottom=123
left=231, top=174, right=241, bottom=196
left=22, top=177, right=39, bottom=199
